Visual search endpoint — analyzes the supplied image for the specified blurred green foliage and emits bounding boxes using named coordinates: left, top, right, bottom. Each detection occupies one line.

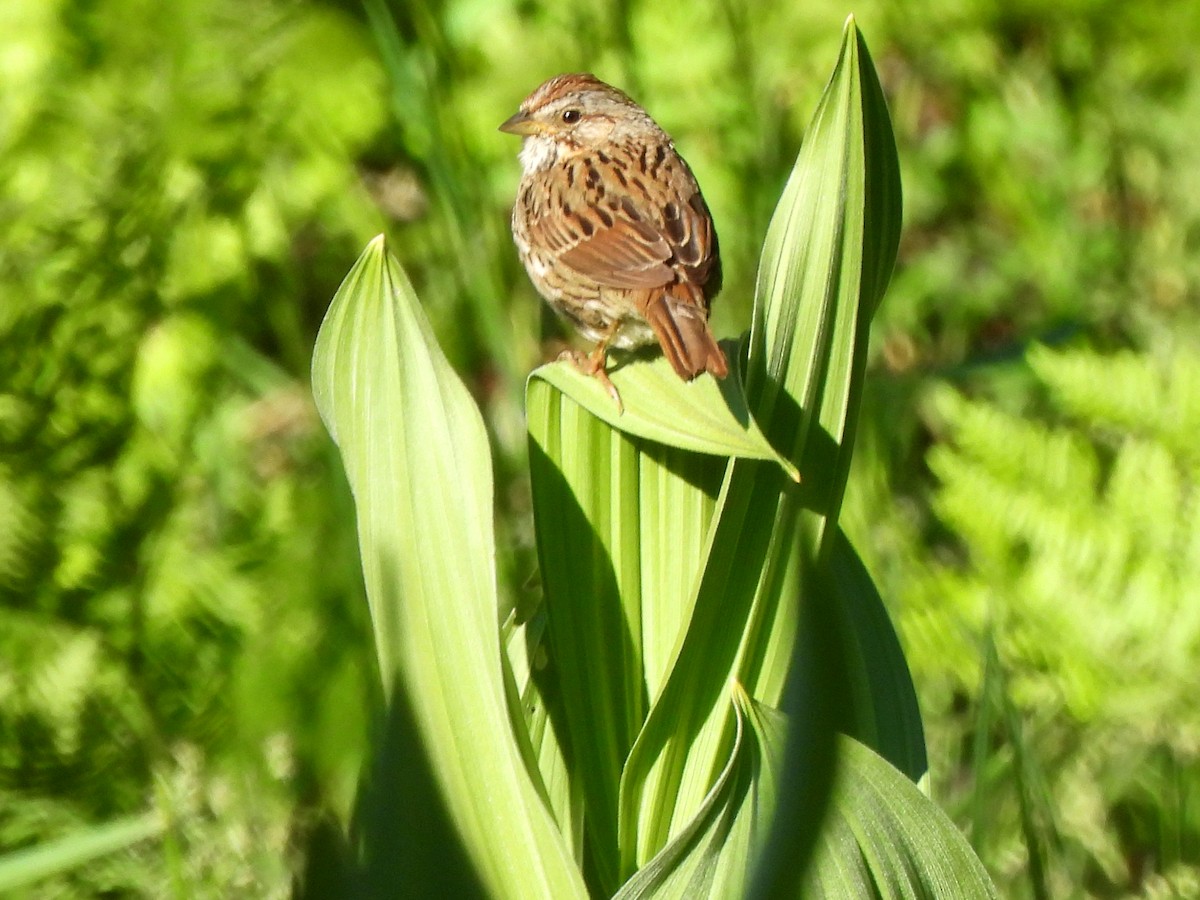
left=1, top=0, right=386, bottom=893
left=2, top=0, right=1200, bottom=895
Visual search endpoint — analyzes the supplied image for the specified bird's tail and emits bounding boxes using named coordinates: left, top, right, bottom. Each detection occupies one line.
left=643, top=286, right=729, bottom=381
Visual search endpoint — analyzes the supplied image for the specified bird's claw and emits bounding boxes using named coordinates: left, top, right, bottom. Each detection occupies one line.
left=558, top=348, right=624, bottom=414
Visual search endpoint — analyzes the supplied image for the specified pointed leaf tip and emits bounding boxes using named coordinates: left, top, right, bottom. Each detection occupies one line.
left=311, top=238, right=586, bottom=899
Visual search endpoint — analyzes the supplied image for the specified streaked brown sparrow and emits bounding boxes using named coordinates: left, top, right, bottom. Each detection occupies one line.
left=501, top=73, right=728, bottom=408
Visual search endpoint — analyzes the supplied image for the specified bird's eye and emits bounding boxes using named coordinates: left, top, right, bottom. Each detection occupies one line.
left=561, top=109, right=581, bottom=124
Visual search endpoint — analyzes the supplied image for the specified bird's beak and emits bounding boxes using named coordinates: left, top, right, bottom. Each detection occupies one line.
left=499, top=110, right=541, bottom=136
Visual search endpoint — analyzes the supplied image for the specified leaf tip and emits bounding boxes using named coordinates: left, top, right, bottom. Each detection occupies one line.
left=771, top=453, right=802, bottom=483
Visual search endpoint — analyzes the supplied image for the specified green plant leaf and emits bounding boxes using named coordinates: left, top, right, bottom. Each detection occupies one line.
left=619, top=17, right=904, bottom=873
left=803, top=739, right=1000, bottom=898
left=612, top=687, right=784, bottom=899
left=526, top=379, right=728, bottom=891
left=749, top=522, right=924, bottom=899
left=829, top=528, right=927, bottom=783
left=0, top=813, right=162, bottom=894
left=312, top=236, right=586, bottom=900
left=616, top=696, right=988, bottom=900
left=617, top=461, right=800, bottom=871
left=745, top=15, right=902, bottom=504
left=503, top=608, right=585, bottom=862
left=530, top=343, right=799, bottom=481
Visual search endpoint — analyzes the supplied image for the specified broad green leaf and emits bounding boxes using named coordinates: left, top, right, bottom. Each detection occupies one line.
left=527, top=379, right=727, bottom=891
left=617, top=695, right=987, bottom=900
left=530, top=343, right=799, bottom=481
left=612, top=687, right=784, bottom=899
left=312, top=236, right=585, bottom=900
left=0, top=812, right=162, bottom=893
left=745, top=18, right=902, bottom=491
left=620, top=18, right=903, bottom=872
left=803, top=739, right=1000, bottom=898
left=829, top=528, right=927, bottom=784
left=618, top=464, right=801, bottom=871
left=503, top=609, right=585, bottom=862
left=749, top=524, right=924, bottom=899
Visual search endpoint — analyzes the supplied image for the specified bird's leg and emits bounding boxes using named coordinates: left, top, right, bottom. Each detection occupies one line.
left=583, top=340, right=623, bottom=413
left=557, top=322, right=624, bottom=413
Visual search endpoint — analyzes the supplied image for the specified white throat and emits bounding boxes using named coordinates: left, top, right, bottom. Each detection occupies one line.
left=519, top=135, right=558, bottom=174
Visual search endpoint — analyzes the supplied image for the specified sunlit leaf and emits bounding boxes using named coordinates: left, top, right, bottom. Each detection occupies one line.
left=745, top=15, right=902, bottom=502
left=616, top=696, right=990, bottom=900
left=526, top=379, right=728, bottom=891
left=530, top=343, right=799, bottom=481
left=312, top=236, right=586, bottom=900
left=612, top=687, right=783, bottom=899
left=619, top=17, right=903, bottom=874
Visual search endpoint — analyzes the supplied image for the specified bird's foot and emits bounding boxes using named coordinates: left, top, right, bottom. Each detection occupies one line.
left=558, top=346, right=623, bottom=414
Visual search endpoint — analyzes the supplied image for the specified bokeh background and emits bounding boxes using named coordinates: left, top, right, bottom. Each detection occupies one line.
left=3, top=0, right=1199, bottom=896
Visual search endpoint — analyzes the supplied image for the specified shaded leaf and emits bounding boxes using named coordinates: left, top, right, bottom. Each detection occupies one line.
left=829, top=528, right=927, bottom=783
left=805, top=739, right=1000, bottom=899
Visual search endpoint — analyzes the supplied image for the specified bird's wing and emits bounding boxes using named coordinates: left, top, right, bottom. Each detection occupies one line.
left=536, top=196, right=673, bottom=289
left=536, top=152, right=718, bottom=293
